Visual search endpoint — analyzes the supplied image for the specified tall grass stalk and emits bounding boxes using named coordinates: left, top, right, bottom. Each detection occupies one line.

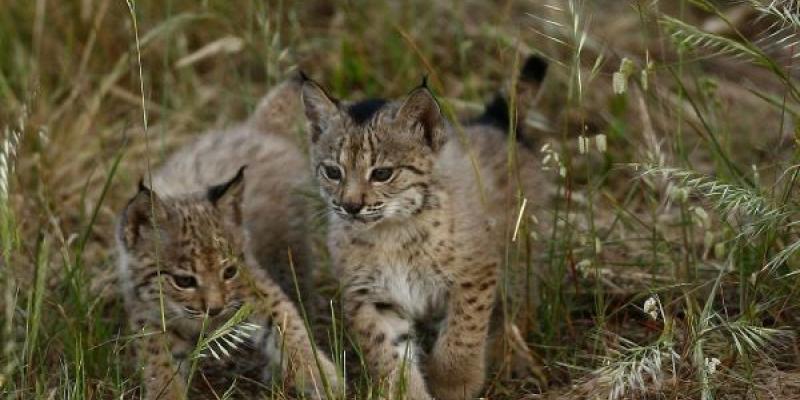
left=0, top=126, right=21, bottom=398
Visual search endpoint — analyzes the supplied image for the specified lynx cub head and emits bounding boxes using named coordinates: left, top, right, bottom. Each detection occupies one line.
left=302, top=79, right=447, bottom=226
left=117, top=167, right=249, bottom=325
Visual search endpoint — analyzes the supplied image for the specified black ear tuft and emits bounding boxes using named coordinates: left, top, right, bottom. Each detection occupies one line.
left=297, top=70, right=310, bottom=83
left=420, top=75, right=429, bottom=89
left=521, top=55, right=548, bottom=83
left=208, top=165, right=247, bottom=205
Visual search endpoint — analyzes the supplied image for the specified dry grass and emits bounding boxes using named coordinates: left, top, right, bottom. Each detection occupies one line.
left=1, top=0, right=800, bottom=399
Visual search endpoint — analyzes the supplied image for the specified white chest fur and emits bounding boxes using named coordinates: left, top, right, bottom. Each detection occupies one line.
left=332, top=215, right=454, bottom=319
left=375, top=261, right=447, bottom=319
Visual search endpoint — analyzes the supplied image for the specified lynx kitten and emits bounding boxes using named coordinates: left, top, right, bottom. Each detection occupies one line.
left=116, top=79, right=339, bottom=399
left=301, top=57, right=547, bottom=399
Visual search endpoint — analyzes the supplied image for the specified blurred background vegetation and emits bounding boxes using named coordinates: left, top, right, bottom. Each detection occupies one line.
left=1, top=0, right=800, bottom=398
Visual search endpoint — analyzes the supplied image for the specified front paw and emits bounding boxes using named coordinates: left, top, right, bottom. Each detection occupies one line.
left=426, top=349, right=486, bottom=400
left=296, top=354, right=343, bottom=399
left=428, top=373, right=484, bottom=400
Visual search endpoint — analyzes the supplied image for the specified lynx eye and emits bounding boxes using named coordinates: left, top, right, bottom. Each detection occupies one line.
left=370, top=167, right=394, bottom=183
left=322, top=165, right=342, bottom=181
left=222, top=265, right=238, bottom=280
left=171, top=274, right=198, bottom=289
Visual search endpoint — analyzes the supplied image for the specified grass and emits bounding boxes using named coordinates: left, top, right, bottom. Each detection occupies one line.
left=1, top=0, right=800, bottom=398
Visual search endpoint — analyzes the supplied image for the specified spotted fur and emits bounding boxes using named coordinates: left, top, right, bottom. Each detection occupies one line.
left=301, top=66, right=545, bottom=400
left=151, top=78, right=314, bottom=303
left=116, top=79, right=339, bottom=399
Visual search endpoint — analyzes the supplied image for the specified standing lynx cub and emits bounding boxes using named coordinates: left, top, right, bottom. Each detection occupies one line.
left=301, top=58, right=546, bottom=399
left=116, top=79, right=339, bottom=399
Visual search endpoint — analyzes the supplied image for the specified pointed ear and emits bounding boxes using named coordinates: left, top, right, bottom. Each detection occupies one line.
left=395, top=87, right=447, bottom=151
left=300, top=78, right=339, bottom=143
left=208, top=166, right=246, bottom=226
left=120, top=182, right=172, bottom=249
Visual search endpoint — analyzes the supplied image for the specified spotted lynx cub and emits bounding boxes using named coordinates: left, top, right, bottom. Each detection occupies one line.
left=300, top=58, right=546, bottom=399
left=152, top=79, right=314, bottom=302
left=116, top=80, right=339, bottom=399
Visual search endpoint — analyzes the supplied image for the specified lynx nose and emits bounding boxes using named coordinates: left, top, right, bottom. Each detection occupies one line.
left=204, top=290, right=225, bottom=317
left=342, top=202, right=363, bottom=215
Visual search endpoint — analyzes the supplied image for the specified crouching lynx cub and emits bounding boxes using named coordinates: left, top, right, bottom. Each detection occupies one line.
left=301, top=57, right=546, bottom=399
left=116, top=80, right=339, bottom=399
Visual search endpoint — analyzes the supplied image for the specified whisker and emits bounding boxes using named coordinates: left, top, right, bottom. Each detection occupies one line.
left=310, top=208, right=337, bottom=227
left=308, top=206, right=333, bottom=222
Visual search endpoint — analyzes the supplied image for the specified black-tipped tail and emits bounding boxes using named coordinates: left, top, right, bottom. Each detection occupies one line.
left=474, top=94, right=512, bottom=132
left=472, top=94, right=536, bottom=149
left=520, top=54, right=548, bottom=84
left=471, top=54, right=548, bottom=148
